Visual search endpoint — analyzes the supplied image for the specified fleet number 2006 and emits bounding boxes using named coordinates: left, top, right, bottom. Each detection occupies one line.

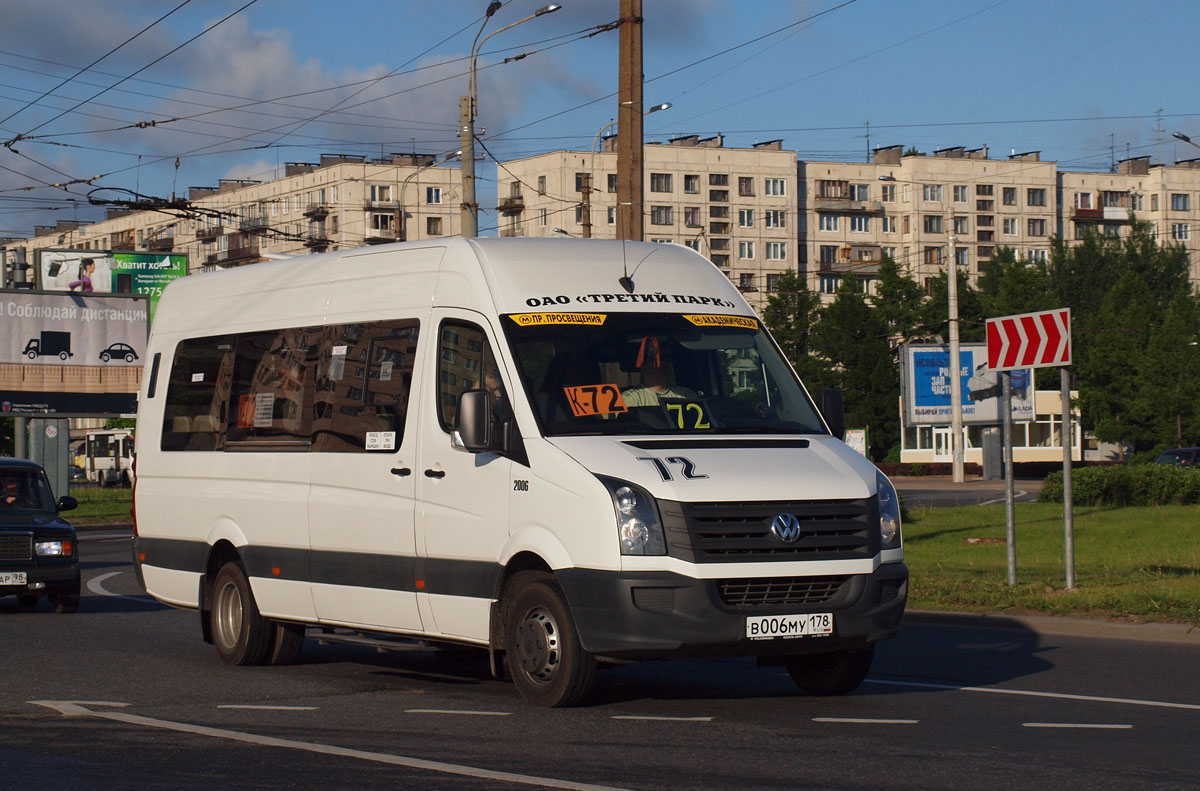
left=745, top=612, right=833, bottom=639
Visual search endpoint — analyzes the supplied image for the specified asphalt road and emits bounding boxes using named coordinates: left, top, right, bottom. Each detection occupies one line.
left=3, top=528, right=1198, bottom=791
left=892, top=475, right=1046, bottom=509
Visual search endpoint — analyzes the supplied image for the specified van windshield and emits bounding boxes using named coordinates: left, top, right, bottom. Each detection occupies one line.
left=502, top=312, right=828, bottom=437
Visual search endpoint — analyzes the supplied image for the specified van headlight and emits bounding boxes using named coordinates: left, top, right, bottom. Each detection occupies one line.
left=877, top=470, right=901, bottom=550
left=598, top=476, right=666, bottom=555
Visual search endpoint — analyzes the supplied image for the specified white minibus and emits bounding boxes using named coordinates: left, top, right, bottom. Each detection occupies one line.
left=133, top=238, right=906, bottom=706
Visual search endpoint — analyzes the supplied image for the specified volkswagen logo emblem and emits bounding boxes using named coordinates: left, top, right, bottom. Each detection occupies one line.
left=770, top=512, right=802, bottom=543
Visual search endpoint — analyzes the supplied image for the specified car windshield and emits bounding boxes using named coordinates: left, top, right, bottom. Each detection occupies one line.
left=502, top=312, right=828, bottom=437
left=0, top=469, right=57, bottom=512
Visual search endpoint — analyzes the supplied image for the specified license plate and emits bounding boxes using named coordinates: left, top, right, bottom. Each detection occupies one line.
left=745, top=613, right=833, bottom=640
left=0, top=571, right=28, bottom=586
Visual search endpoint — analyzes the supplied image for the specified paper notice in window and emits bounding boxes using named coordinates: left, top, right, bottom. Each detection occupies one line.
left=254, top=392, right=275, bottom=428
left=380, top=361, right=393, bottom=381
left=366, top=431, right=396, bottom=451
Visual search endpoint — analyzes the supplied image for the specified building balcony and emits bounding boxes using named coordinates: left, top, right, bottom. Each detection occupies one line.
left=497, top=196, right=524, bottom=215
left=196, top=225, right=222, bottom=241
left=239, top=215, right=268, bottom=232
left=813, top=197, right=885, bottom=213
left=364, top=228, right=400, bottom=245
left=304, top=235, right=331, bottom=251
left=145, top=234, right=175, bottom=252
left=205, top=241, right=261, bottom=267
left=1102, top=206, right=1134, bottom=221
left=1071, top=207, right=1103, bottom=220
left=302, top=205, right=329, bottom=219
left=819, top=244, right=882, bottom=274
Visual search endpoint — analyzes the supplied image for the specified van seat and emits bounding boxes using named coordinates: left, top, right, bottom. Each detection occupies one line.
left=192, top=414, right=218, bottom=433
left=171, top=416, right=192, bottom=433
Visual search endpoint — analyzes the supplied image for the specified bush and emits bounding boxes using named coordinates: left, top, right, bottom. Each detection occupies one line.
left=1039, top=465, right=1200, bottom=506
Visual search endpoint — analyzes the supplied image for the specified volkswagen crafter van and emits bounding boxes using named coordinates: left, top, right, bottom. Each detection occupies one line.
left=133, top=238, right=906, bottom=706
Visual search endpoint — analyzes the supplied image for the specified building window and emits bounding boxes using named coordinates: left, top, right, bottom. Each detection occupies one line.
left=738, top=176, right=754, bottom=196
left=976, top=199, right=994, bottom=212
left=819, top=213, right=839, bottom=231
left=766, top=241, right=787, bottom=261
left=883, top=246, right=897, bottom=261
left=539, top=208, right=547, bottom=227
left=953, top=217, right=968, bottom=234
left=766, top=274, right=783, bottom=292
left=882, top=216, right=896, bottom=233
left=819, top=245, right=838, bottom=264
left=820, top=275, right=840, bottom=294
left=1004, top=217, right=1018, bottom=235
left=684, top=207, right=702, bottom=227
left=607, top=206, right=616, bottom=224
left=978, top=246, right=994, bottom=259
left=1028, top=218, right=1046, bottom=236
left=955, top=247, right=968, bottom=268
left=1027, top=188, right=1046, bottom=207
left=537, top=176, right=546, bottom=195
left=1104, top=223, right=1121, bottom=238
left=764, top=178, right=786, bottom=196
left=1171, top=223, right=1191, bottom=241
left=923, top=184, right=943, bottom=202
left=1075, top=192, right=1092, bottom=209
left=370, top=213, right=393, bottom=231
left=426, top=187, right=441, bottom=204
left=850, top=215, right=870, bottom=233
left=975, top=184, right=993, bottom=196
left=709, top=189, right=729, bottom=202
left=739, top=241, right=755, bottom=259
left=1132, top=193, right=1144, bottom=211
left=881, top=184, right=896, bottom=203
left=739, top=272, right=756, bottom=290
left=710, top=205, right=729, bottom=219
left=684, top=174, right=699, bottom=193
left=607, top=174, right=617, bottom=193
left=764, top=209, right=786, bottom=228
left=924, top=215, right=943, bottom=233
left=953, top=185, right=968, bottom=203
left=575, top=204, right=584, bottom=224
left=427, top=216, right=442, bottom=236
left=924, top=246, right=942, bottom=265
left=1171, top=193, right=1190, bottom=211
left=650, top=205, right=673, bottom=225
left=370, top=185, right=392, bottom=203
left=684, top=238, right=701, bottom=251
left=709, top=174, right=729, bottom=186
left=1027, top=249, right=1048, bottom=263
left=738, top=209, right=754, bottom=227
left=1002, top=187, right=1016, bottom=206
left=650, top=173, right=672, bottom=192
left=851, top=183, right=869, bottom=201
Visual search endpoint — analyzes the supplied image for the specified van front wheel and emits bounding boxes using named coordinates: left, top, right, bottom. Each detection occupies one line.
left=783, top=644, right=875, bottom=696
left=211, top=563, right=272, bottom=666
left=504, top=572, right=596, bottom=707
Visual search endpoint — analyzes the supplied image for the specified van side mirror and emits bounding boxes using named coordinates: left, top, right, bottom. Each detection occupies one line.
left=455, top=390, right=492, bottom=452
left=817, top=388, right=845, bottom=440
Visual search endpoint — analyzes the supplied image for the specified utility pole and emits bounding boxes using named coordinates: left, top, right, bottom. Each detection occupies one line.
left=947, top=212, right=964, bottom=483
left=460, top=96, right=477, bottom=237
left=615, top=0, right=643, bottom=241
left=580, top=172, right=592, bottom=238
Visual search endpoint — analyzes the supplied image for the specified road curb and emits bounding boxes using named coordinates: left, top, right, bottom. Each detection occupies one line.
left=906, top=609, right=1200, bottom=645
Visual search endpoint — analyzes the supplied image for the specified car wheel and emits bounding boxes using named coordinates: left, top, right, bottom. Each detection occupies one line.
left=100, top=352, right=110, bottom=362
left=211, top=562, right=272, bottom=665
left=59, top=351, right=69, bottom=360
left=51, top=580, right=81, bottom=614
left=27, top=350, right=36, bottom=359
left=125, top=353, right=135, bottom=363
left=504, top=572, right=596, bottom=707
left=783, top=644, right=875, bottom=696
left=267, top=621, right=305, bottom=665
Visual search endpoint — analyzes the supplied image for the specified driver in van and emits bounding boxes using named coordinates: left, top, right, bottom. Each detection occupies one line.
left=621, top=336, right=696, bottom=407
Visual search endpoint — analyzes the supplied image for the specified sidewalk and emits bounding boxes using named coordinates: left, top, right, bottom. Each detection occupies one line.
left=905, top=609, right=1200, bottom=645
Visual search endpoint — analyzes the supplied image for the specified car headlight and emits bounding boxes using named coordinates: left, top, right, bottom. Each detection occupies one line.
left=35, top=539, right=73, bottom=557
left=598, top=476, right=666, bottom=555
left=876, top=470, right=901, bottom=550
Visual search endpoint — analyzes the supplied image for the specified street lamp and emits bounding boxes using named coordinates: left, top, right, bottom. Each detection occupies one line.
left=399, top=149, right=461, bottom=242
left=552, top=227, right=574, bottom=237
left=880, top=174, right=966, bottom=483
left=583, top=101, right=671, bottom=238
left=1173, top=132, right=1200, bottom=151
left=461, top=3, right=561, bottom=238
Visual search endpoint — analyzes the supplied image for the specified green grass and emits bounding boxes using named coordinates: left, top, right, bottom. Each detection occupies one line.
left=67, top=486, right=133, bottom=522
left=903, top=502, right=1200, bottom=625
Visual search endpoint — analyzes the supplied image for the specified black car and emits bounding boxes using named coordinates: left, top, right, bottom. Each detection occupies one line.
left=1154, top=447, right=1200, bottom=467
left=98, top=342, right=138, bottom=363
left=1, top=458, right=80, bottom=613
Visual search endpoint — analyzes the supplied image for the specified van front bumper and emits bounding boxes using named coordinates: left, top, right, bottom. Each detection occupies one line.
left=556, top=562, right=907, bottom=659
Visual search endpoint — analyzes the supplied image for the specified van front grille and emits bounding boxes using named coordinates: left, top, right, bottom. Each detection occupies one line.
left=0, top=535, right=32, bottom=560
left=718, top=576, right=848, bottom=608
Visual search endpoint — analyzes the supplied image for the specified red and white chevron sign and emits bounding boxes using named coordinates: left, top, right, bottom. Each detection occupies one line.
left=986, top=308, right=1071, bottom=371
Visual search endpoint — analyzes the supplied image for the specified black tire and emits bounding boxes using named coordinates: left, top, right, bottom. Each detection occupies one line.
left=51, top=580, right=81, bottom=614
left=16, top=593, right=40, bottom=609
left=59, top=351, right=69, bottom=360
left=267, top=621, right=305, bottom=665
left=100, top=352, right=110, bottom=362
left=27, top=350, right=36, bottom=360
left=503, top=572, right=596, bottom=707
left=210, top=563, right=273, bottom=665
left=784, top=644, right=875, bottom=696
left=124, top=353, right=135, bottom=363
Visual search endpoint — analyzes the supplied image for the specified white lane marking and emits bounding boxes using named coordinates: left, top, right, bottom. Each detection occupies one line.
left=610, top=715, right=713, bottom=722
left=1023, top=723, right=1132, bottom=729
left=405, top=709, right=511, bottom=717
left=29, top=700, right=632, bottom=791
left=86, top=570, right=151, bottom=601
left=812, top=717, right=918, bottom=724
left=865, top=678, right=1200, bottom=711
left=217, top=710, right=319, bottom=715
left=979, top=489, right=1028, bottom=506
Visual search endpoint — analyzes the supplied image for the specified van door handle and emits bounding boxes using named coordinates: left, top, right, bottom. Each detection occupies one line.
left=423, top=469, right=445, bottom=479
left=390, top=467, right=411, bottom=477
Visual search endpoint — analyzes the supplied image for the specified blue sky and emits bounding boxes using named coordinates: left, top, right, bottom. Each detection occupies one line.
left=1, top=0, right=1197, bottom=237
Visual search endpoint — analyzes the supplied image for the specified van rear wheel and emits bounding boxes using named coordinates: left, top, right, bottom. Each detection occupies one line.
left=504, top=572, right=596, bottom=707
left=211, top=563, right=272, bottom=665
left=783, top=644, right=875, bottom=696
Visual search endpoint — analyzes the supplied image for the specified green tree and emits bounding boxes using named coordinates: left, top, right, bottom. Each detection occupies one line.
left=1139, top=291, right=1200, bottom=448
left=919, top=265, right=985, bottom=344
left=871, top=256, right=933, bottom=344
left=977, top=246, right=1052, bottom=320
left=761, top=272, right=828, bottom=386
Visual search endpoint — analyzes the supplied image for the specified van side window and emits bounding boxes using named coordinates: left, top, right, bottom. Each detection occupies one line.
left=312, top=320, right=419, bottom=452
left=437, top=322, right=500, bottom=432
left=161, top=335, right=235, bottom=451
left=226, top=328, right=319, bottom=447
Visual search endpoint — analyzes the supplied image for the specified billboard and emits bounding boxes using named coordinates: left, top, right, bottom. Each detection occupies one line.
left=0, top=292, right=148, bottom=416
left=902, top=343, right=1034, bottom=425
left=37, top=249, right=187, bottom=321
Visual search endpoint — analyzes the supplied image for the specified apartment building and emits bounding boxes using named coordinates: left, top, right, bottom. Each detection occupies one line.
left=497, top=135, right=799, bottom=310
left=11, top=153, right=463, bottom=275
left=800, top=145, right=1059, bottom=299
left=1060, top=156, right=1200, bottom=280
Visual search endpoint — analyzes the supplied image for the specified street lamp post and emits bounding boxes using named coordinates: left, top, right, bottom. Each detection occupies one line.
left=461, top=3, right=561, bottom=238
left=398, top=150, right=461, bottom=242
left=585, top=102, right=670, bottom=239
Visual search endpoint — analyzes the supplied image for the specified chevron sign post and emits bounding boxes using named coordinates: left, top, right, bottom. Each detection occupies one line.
left=986, top=308, right=1071, bottom=371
